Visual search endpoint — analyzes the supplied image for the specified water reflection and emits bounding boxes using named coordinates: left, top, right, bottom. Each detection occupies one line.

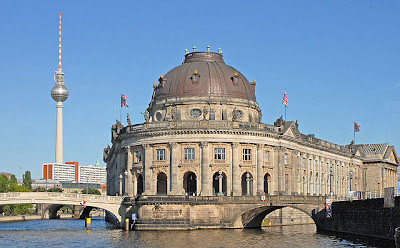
left=0, top=219, right=390, bottom=248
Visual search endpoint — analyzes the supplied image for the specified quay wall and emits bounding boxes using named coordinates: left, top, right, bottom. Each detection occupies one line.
left=314, top=197, right=400, bottom=240
left=0, top=214, right=44, bottom=222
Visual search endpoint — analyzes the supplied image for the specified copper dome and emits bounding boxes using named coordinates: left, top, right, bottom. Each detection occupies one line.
left=153, top=51, right=257, bottom=102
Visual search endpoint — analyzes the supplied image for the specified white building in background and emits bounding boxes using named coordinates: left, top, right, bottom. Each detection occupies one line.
left=43, top=159, right=107, bottom=185
left=79, top=165, right=107, bottom=185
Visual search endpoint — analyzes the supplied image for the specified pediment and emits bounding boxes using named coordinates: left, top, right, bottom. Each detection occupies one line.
left=283, top=122, right=301, bottom=139
left=388, top=151, right=397, bottom=164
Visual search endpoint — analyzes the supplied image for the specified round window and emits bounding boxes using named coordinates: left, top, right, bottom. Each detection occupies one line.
left=155, top=112, right=163, bottom=121
left=190, top=108, right=202, bottom=118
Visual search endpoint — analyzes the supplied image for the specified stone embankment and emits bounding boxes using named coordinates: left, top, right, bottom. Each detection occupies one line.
left=0, top=214, right=44, bottom=222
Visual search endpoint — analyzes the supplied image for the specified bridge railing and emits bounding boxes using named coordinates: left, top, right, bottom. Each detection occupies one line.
left=132, top=195, right=326, bottom=204
left=0, top=192, right=122, bottom=202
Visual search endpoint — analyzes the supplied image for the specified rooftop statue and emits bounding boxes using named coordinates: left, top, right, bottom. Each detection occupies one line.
left=127, top=114, right=132, bottom=126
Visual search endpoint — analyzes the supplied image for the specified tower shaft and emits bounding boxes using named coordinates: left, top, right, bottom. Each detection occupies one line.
left=55, top=102, right=63, bottom=163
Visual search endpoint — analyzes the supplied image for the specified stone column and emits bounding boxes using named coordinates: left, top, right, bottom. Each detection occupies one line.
left=273, top=147, right=281, bottom=194
left=133, top=173, right=137, bottom=196
left=169, top=142, right=180, bottom=195
left=142, top=144, right=152, bottom=195
left=200, top=142, right=211, bottom=196
left=256, top=144, right=264, bottom=194
left=232, top=143, right=241, bottom=196
left=126, top=146, right=133, bottom=197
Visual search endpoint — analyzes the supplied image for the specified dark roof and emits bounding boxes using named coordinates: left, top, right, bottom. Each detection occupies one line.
left=153, top=51, right=257, bottom=102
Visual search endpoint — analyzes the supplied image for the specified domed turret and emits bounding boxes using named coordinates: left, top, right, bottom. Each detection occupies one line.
left=146, top=48, right=261, bottom=123
left=153, top=51, right=256, bottom=102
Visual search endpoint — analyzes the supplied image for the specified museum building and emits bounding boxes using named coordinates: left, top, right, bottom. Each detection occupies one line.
left=104, top=49, right=398, bottom=198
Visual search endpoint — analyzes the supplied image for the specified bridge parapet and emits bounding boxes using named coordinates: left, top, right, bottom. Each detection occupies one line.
left=0, top=192, right=122, bottom=203
left=126, top=195, right=326, bottom=205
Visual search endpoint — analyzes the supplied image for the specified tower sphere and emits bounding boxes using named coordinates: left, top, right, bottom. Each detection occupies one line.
left=51, top=84, right=69, bottom=102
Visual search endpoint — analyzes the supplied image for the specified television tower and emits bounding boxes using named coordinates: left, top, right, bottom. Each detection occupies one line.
left=51, top=13, right=69, bottom=164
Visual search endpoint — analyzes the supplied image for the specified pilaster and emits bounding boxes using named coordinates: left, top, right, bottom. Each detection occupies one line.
left=142, top=144, right=153, bottom=195
left=169, top=142, right=180, bottom=195
left=125, top=146, right=133, bottom=196
left=200, top=142, right=211, bottom=196
left=232, top=142, right=241, bottom=196
left=256, top=144, right=263, bottom=194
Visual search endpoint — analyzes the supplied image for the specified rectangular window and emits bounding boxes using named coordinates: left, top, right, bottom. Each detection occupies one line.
left=284, top=153, right=288, bottom=164
left=156, top=149, right=165, bottom=161
left=209, top=108, right=215, bottom=120
left=184, top=147, right=195, bottom=160
left=222, top=110, right=227, bottom=120
left=135, top=151, right=142, bottom=162
left=264, top=150, right=269, bottom=162
left=214, top=148, right=225, bottom=160
left=243, top=149, right=251, bottom=161
left=285, top=174, right=289, bottom=192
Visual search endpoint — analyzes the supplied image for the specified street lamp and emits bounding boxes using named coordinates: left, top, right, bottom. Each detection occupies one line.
left=119, top=174, right=123, bottom=196
left=349, top=171, right=353, bottom=191
left=124, top=170, right=128, bottom=196
left=329, top=166, right=334, bottom=198
left=378, top=182, right=381, bottom=198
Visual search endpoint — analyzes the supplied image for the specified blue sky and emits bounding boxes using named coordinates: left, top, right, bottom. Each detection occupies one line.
left=0, top=1, right=399, bottom=179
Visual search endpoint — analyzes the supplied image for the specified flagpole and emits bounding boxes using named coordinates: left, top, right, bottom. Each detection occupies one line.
left=353, top=121, right=356, bottom=144
left=120, top=94, right=122, bottom=122
left=285, top=106, right=286, bottom=122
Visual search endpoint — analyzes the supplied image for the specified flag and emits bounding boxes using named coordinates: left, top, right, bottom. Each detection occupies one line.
left=282, top=90, right=288, bottom=108
left=121, top=94, right=129, bottom=107
left=354, top=122, right=360, bottom=132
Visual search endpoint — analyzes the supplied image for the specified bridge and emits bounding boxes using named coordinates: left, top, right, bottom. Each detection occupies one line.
left=0, top=192, right=124, bottom=224
left=123, top=195, right=326, bottom=230
left=0, top=192, right=325, bottom=229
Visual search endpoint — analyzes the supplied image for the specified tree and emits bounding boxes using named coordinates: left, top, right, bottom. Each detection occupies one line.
left=47, top=187, right=63, bottom=192
left=0, top=175, right=9, bottom=192
left=81, top=188, right=101, bottom=195
left=33, top=187, right=46, bottom=192
left=10, top=175, right=17, bottom=184
left=22, top=171, right=32, bottom=190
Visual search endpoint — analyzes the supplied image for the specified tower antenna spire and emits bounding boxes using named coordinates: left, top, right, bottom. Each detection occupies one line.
left=58, top=12, right=62, bottom=72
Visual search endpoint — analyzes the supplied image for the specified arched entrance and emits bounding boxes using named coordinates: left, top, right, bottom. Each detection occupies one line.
left=157, top=172, right=167, bottom=195
left=137, top=174, right=143, bottom=195
left=212, top=171, right=227, bottom=196
left=241, top=172, right=253, bottom=196
left=264, top=173, right=271, bottom=194
left=183, top=171, right=197, bottom=196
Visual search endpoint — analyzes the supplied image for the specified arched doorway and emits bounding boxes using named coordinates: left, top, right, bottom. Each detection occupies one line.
left=157, top=172, right=167, bottom=195
left=241, top=172, right=253, bottom=196
left=212, top=171, right=227, bottom=196
left=183, top=171, right=197, bottom=196
left=264, top=173, right=271, bottom=194
left=137, top=174, right=143, bottom=195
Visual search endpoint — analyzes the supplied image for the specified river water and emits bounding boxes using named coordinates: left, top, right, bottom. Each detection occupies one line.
left=0, top=218, right=394, bottom=248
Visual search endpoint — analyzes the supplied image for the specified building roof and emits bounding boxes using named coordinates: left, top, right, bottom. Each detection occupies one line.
left=152, top=51, right=257, bottom=102
left=354, top=143, right=399, bottom=165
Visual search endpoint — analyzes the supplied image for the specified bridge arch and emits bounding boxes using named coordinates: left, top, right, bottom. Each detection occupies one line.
left=0, top=192, right=123, bottom=225
left=232, top=204, right=319, bottom=228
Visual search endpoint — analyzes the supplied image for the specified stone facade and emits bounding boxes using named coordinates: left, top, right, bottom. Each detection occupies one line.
left=104, top=50, right=399, bottom=200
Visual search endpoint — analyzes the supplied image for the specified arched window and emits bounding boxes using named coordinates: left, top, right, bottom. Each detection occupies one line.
left=264, top=173, right=271, bottom=194
left=212, top=171, right=227, bottom=196
left=157, top=172, right=167, bottom=195
left=183, top=171, right=197, bottom=196
left=137, top=174, right=144, bottom=195
left=241, top=172, right=253, bottom=196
